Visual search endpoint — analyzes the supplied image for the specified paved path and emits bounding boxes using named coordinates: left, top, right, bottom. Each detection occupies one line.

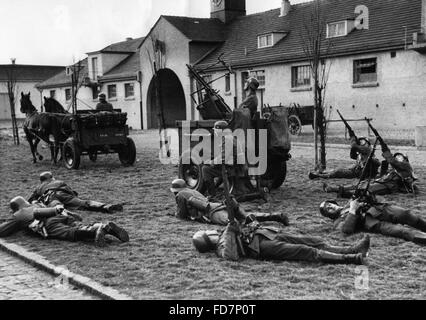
left=0, top=250, right=97, bottom=300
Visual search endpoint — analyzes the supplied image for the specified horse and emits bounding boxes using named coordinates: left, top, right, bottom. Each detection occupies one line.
left=20, top=92, right=66, bottom=164
left=43, top=96, right=69, bottom=114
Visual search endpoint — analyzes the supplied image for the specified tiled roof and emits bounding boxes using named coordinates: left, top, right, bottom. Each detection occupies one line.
left=36, top=59, right=88, bottom=89
left=100, top=37, right=145, bottom=53
left=162, top=16, right=226, bottom=42
left=0, top=65, right=64, bottom=82
left=100, top=52, right=140, bottom=82
left=197, top=0, right=423, bottom=69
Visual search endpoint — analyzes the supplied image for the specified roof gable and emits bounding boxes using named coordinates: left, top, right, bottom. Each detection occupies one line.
left=36, top=59, right=88, bottom=89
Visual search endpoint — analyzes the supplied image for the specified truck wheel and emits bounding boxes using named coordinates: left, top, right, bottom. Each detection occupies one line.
left=63, top=138, right=81, bottom=170
left=118, top=138, right=136, bottom=166
left=288, top=115, right=302, bottom=136
left=178, top=153, right=204, bottom=192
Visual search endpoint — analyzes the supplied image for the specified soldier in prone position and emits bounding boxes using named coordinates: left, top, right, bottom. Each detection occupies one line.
left=0, top=197, right=129, bottom=247
left=170, top=179, right=289, bottom=226
left=192, top=220, right=370, bottom=265
left=319, top=197, right=426, bottom=245
left=28, top=172, right=124, bottom=214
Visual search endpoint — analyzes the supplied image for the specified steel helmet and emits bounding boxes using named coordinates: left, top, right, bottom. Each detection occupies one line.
left=98, top=93, right=106, bottom=99
left=358, top=137, right=371, bottom=147
left=170, top=179, right=187, bottom=193
left=10, top=196, right=31, bottom=213
left=214, top=121, right=229, bottom=130
left=319, top=200, right=340, bottom=220
left=192, top=230, right=219, bottom=253
left=244, top=77, right=260, bottom=91
left=394, top=153, right=409, bottom=163
left=40, top=171, right=54, bottom=182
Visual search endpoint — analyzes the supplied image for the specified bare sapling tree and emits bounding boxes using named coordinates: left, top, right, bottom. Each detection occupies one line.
left=6, top=58, right=20, bottom=145
left=301, top=0, right=332, bottom=171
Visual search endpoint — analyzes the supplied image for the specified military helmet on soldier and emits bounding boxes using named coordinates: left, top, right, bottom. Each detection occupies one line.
left=358, top=137, right=371, bottom=147
left=40, top=171, right=54, bottom=182
left=10, top=196, right=31, bottom=213
left=319, top=200, right=341, bottom=220
left=244, top=77, right=260, bottom=91
left=394, top=153, right=409, bottom=163
left=213, top=120, right=229, bottom=130
left=170, top=179, right=187, bottom=193
left=192, top=230, right=219, bottom=253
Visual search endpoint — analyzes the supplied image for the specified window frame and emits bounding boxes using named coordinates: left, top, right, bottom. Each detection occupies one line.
left=291, top=65, right=311, bottom=88
left=258, top=34, right=274, bottom=49
left=124, top=83, right=135, bottom=98
left=49, top=90, right=56, bottom=99
left=225, top=74, right=231, bottom=93
left=65, top=88, right=72, bottom=101
left=327, top=20, right=348, bottom=38
left=353, top=57, right=378, bottom=84
left=92, top=57, right=99, bottom=80
left=107, top=84, right=117, bottom=99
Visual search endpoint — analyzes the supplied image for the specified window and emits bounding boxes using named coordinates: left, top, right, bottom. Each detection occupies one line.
left=249, top=70, right=265, bottom=88
left=49, top=90, right=56, bottom=98
left=258, top=34, right=273, bottom=48
left=92, top=57, right=99, bottom=80
left=107, top=84, right=117, bottom=99
left=353, top=58, right=377, bottom=83
left=65, top=88, right=72, bottom=101
left=225, top=74, right=231, bottom=93
left=92, top=86, right=99, bottom=100
left=327, top=21, right=347, bottom=38
left=125, top=83, right=135, bottom=98
left=292, top=65, right=311, bottom=88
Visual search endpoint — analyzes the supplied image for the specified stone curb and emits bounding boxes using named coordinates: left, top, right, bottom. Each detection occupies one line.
left=0, top=239, right=133, bottom=300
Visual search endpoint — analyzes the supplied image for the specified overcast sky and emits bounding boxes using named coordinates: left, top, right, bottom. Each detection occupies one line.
left=1, top=0, right=310, bottom=66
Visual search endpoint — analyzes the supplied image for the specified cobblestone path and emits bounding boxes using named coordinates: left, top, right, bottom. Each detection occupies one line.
left=0, top=250, right=97, bottom=300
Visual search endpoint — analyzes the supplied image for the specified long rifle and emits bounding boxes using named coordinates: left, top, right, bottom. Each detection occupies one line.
left=365, top=118, right=387, bottom=148
left=337, top=109, right=356, bottom=138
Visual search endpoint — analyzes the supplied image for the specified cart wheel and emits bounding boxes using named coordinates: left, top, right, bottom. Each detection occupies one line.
left=288, top=115, right=302, bottom=136
left=63, top=138, right=81, bottom=170
left=118, top=138, right=136, bottom=166
left=89, top=152, right=97, bottom=162
left=179, top=153, right=204, bottom=192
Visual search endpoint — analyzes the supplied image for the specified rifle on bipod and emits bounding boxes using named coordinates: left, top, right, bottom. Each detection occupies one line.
left=221, top=164, right=246, bottom=256
left=352, top=138, right=379, bottom=205
left=337, top=110, right=356, bottom=138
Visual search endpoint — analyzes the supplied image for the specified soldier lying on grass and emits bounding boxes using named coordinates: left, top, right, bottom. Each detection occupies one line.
left=28, top=172, right=123, bottom=214
left=170, top=179, right=289, bottom=226
left=319, top=197, right=426, bottom=245
left=192, top=218, right=370, bottom=265
left=0, top=196, right=129, bottom=247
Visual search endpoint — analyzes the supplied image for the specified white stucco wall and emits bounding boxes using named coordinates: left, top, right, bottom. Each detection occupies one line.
left=139, top=18, right=192, bottom=130
left=208, top=49, right=426, bottom=137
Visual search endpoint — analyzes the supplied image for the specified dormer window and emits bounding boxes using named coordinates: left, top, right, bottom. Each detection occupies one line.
left=258, top=34, right=273, bottom=48
left=257, top=32, right=288, bottom=49
left=327, top=21, right=348, bottom=38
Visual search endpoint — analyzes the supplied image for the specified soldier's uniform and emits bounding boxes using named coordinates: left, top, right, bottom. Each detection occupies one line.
left=175, top=188, right=287, bottom=226
left=28, top=176, right=122, bottom=214
left=0, top=197, right=129, bottom=246
left=194, top=223, right=368, bottom=265
left=324, top=150, right=416, bottom=197
left=322, top=201, right=426, bottom=245
left=238, top=77, right=259, bottom=119
left=310, top=136, right=380, bottom=180
left=96, top=93, right=114, bottom=112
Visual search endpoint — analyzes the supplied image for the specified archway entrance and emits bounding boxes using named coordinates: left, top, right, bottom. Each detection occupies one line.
left=147, top=68, right=186, bottom=129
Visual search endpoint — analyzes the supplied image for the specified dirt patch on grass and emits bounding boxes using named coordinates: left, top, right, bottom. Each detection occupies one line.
left=0, top=133, right=425, bottom=300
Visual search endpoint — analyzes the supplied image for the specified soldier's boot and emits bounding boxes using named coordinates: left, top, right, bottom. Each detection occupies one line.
left=255, top=212, right=290, bottom=226
left=86, top=201, right=123, bottom=214
left=102, top=222, right=130, bottom=243
left=317, top=251, right=365, bottom=265
left=412, top=231, right=426, bottom=245
left=415, top=218, right=426, bottom=233
left=322, top=183, right=353, bottom=198
left=74, top=223, right=105, bottom=247
left=309, top=171, right=329, bottom=180
left=322, top=235, right=370, bottom=257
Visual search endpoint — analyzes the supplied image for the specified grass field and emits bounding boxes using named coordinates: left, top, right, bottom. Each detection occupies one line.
left=0, top=131, right=425, bottom=300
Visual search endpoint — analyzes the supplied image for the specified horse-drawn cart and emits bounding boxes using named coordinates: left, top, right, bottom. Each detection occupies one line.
left=287, top=103, right=315, bottom=136
left=62, top=110, right=136, bottom=170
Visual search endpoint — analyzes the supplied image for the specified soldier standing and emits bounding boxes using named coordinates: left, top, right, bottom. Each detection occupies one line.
left=239, top=77, right=259, bottom=119
left=96, top=93, right=114, bottom=112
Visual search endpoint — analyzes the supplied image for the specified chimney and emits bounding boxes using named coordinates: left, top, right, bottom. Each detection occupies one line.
left=280, top=0, right=291, bottom=17
left=126, top=37, right=133, bottom=41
